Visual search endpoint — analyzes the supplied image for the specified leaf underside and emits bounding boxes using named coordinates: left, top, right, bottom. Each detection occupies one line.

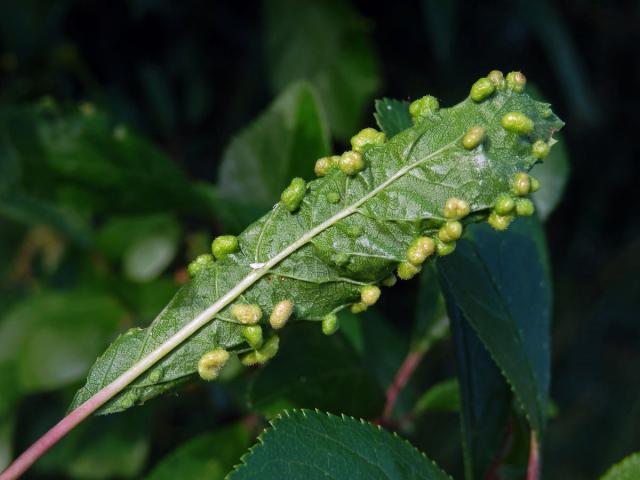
left=72, top=85, right=563, bottom=414
left=227, top=409, right=450, bottom=480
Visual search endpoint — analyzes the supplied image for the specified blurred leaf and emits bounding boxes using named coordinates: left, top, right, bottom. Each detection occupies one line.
left=0, top=139, right=21, bottom=194
left=413, top=263, right=449, bottom=352
left=445, top=296, right=511, bottom=480
left=229, top=410, right=450, bottom=480
left=421, top=0, right=457, bottom=61
left=247, top=323, right=385, bottom=419
left=217, top=82, right=330, bottom=229
left=530, top=134, right=569, bottom=220
left=374, top=98, right=412, bottom=138
left=145, top=424, right=250, bottom=480
left=264, top=0, right=380, bottom=138
left=139, top=64, right=175, bottom=134
left=601, top=452, right=640, bottom=480
left=0, top=416, right=14, bottom=472
left=124, top=234, right=179, bottom=282
left=0, top=290, right=125, bottom=393
left=414, top=378, right=460, bottom=415
left=438, top=217, right=551, bottom=433
left=116, top=277, right=178, bottom=321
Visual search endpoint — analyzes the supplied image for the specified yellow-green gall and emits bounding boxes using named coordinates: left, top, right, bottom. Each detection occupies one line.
left=397, top=261, right=421, bottom=280
left=470, top=77, right=495, bottom=102
left=494, top=194, right=515, bottom=215
left=231, top=303, right=262, bottom=325
left=361, top=285, right=381, bottom=307
left=462, top=126, right=486, bottom=150
left=409, top=95, right=440, bottom=122
left=326, top=191, right=340, bottom=204
left=443, top=197, right=471, bottom=220
left=322, top=313, right=339, bottom=335
left=314, top=155, right=340, bottom=177
left=350, top=127, right=385, bottom=153
left=212, top=235, right=238, bottom=260
left=281, top=177, right=306, bottom=212
left=506, top=71, right=527, bottom=93
left=381, top=274, right=397, bottom=287
left=339, top=151, right=365, bottom=175
left=515, top=198, right=535, bottom=216
left=406, top=236, right=435, bottom=265
left=197, top=348, right=230, bottom=381
left=269, top=300, right=293, bottom=329
left=501, top=112, right=534, bottom=134
left=435, top=238, right=456, bottom=256
left=530, top=176, right=541, bottom=192
left=488, top=212, right=513, bottom=231
left=351, top=302, right=368, bottom=314
left=512, top=172, right=531, bottom=196
left=241, top=336, right=280, bottom=366
left=532, top=140, right=550, bottom=160
left=242, top=325, right=263, bottom=349
left=187, top=254, right=214, bottom=277
left=438, top=221, right=463, bottom=242
left=487, top=70, right=505, bottom=88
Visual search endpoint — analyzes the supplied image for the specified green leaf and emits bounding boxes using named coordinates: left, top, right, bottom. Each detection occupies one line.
left=446, top=297, right=511, bottom=480
left=438, top=217, right=552, bottom=432
left=0, top=417, right=14, bottom=472
left=263, top=0, right=381, bottom=139
left=217, top=82, right=330, bottom=229
left=73, top=82, right=563, bottom=415
left=247, top=323, right=384, bottom=418
left=228, top=410, right=450, bottom=480
left=414, top=378, right=460, bottom=415
left=601, top=453, right=640, bottom=480
left=374, top=98, right=412, bottom=138
left=0, top=290, right=125, bottom=393
left=146, top=424, right=250, bottom=480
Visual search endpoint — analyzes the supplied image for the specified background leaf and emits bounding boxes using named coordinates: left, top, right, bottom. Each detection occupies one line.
left=374, top=98, right=412, bottom=138
left=601, top=452, right=640, bottom=480
left=228, top=410, right=450, bottom=480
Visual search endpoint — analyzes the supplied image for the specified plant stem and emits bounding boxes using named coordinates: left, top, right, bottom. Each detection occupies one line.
left=382, top=349, right=426, bottom=421
left=527, top=430, right=540, bottom=480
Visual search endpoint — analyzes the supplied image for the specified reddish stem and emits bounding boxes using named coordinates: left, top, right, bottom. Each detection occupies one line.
left=485, top=418, right=514, bottom=480
left=382, top=349, right=426, bottom=421
left=527, top=430, right=540, bottom=480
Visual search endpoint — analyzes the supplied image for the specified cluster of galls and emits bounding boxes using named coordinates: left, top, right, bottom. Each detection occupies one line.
left=487, top=172, right=539, bottom=230
left=187, top=234, right=239, bottom=277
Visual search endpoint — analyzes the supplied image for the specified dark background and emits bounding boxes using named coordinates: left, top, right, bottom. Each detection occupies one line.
left=1, top=0, right=639, bottom=478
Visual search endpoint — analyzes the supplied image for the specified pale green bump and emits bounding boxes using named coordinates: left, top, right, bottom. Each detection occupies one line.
left=269, top=299, right=293, bottom=329
left=322, top=313, right=339, bottom=335
left=231, top=303, right=262, bottom=325
left=541, top=107, right=552, bottom=119
left=530, top=176, right=541, bottom=192
left=241, top=336, right=280, bottom=366
left=361, top=285, right=381, bottom=307
left=314, top=155, right=340, bottom=177
left=438, top=221, right=463, bottom=243
left=148, top=368, right=163, bottom=383
left=339, top=151, right=365, bottom=175
left=409, top=95, right=439, bottom=122
left=515, top=198, right=535, bottom=216
left=443, top=197, right=470, bottom=220
left=406, top=236, right=435, bottom=265
left=350, top=127, right=386, bottom=153
left=351, top=302, right=368, bottom=314
left=381, top=274, right=397, bottom=287
left=187, top=254, right=214, bottom=277
left=281, top=177, right=306, bottom=212
left=512, top=172, right=531, bottom=196
left=470, top=77, right=495, bottom=102
left=488, top=212, right=513, bottom=231
left=397, top=261, right=421, bottom=280
left=487, top=70, right=505, bottom=89
left=435, top=238, right=456, bottom=256
left=347, top=224, right=363, bottom=237
left=332, top=252, right=350, bottom=266
left=494, top=194, right=515, bottom=215
left=532, top=140, right=550, bottom=160
left=326, top=191, right=340, bottom=204
left=506, top=71, right=527, bottom=93
left=462, top=126, right=486, bottom=150
left=242, top=325, right=263, bottom=349
left=211, top=235, right=238, bottom=260
left=198, top=348, right=230, bottom=381
left=501, top=111, right=534, bottom=134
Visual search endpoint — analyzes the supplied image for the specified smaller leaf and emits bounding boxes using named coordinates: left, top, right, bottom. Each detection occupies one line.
left=374, top=98, right=412, bottom=138
left=414, top=379, right=460, bottom=415
left=601, top=453, right=640, bottom=480
left=146, top=424, right=250, bottom=480
left=229, top=410, right=451, bottom=480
